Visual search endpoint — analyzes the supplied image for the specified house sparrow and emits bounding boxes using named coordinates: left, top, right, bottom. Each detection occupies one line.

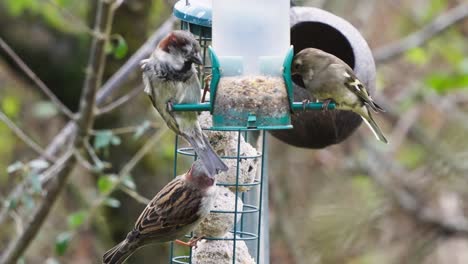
left=102, top=160, right=217, bottom=264
left=291, top=48, right=388, bottom=143
left=140, top=30, right=228, bottom=176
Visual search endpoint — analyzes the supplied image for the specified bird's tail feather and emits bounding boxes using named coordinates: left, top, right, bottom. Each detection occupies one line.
left=361, top=111, right=388, bottom=144
left=103, top=240, right=134, bottom=264
left=367, top=101, right=385, bottom=113
left=185, top=132, right=228, bottom=177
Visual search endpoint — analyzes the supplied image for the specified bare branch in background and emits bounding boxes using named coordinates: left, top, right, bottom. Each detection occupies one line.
left=0, top=38, right=76, bottom=120
left=360, top=142, right=468, bottom=235
left=0, top=150, right=76, bottom=264
left=82, top=128, right=167, bottom=229
left=374, top=3, right=468, bottom=64
left=96, top=85, right=144, bottom=115
left=0, top=111, right=56, bottom=162
left=45, top=0, right=94, bottom=35
left=0, top=0, right=123, bottom=262
left=44, top=16, right=176, bottom=158
left=0, top=16, right=175, bottom=231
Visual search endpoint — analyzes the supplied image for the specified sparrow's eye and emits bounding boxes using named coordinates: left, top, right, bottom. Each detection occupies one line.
left=294, top=63, right=301, bottom=70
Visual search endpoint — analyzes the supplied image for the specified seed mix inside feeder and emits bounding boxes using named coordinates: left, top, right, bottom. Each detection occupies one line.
left=214, top=76, right=290, bottom=127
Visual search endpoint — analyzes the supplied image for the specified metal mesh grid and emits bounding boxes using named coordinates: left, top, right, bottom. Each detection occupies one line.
left=169, top=130, right=267, bottom=264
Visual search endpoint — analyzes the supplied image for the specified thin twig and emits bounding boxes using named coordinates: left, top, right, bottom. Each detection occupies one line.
left=45, top=0, right=94, bottom=35
left=68, top=128, right=167, bottom=245
left=73, top=149, right=95, bottom=172
left=74, top=1, right=121, bottom=141
left=90, top=127, right=167, bottom=216
left=0, top=111, right=56, bottom=162
left=90, top=123, right=160, bottom=135
left=84, top=140, right=111, bottom=169
left=119, top=185, right=151, bottom=205
left=0, top=38, right=75, bottom=119
left=374, top=3, right=468, bottom=64
left=96, top=85, right=144, bottom=115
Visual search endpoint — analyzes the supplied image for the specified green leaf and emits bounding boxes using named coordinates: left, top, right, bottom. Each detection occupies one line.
left=104, top=197, right=121, bottom=208
left=28, top=159, right=50, bottom=170
left=426, top=73, right=468, bottom=93
left=32, top=101, right=58, bottom=119
left=405, top=47, right=428, bottom=65
left=2, top=95, right=20, bottom=117
left=397, top=144, right=426, bottom=169
left=122, top=175, right=136, bottom=190
left=17, top=257, right=26, bottom=264
left=67, top=211, right=87, bottom=229
left=55, top=232, right=73, bottom=256
left=93, top=131, right=121, bottom=150
left=21, top=193, right=35, bottom=210
left=110, top=35, right=128, bottom=59
left=133, top=120, right=151, bottom=140
left=5, top=197, right=18, bottom=210
left=97, top=174, right=118, bottom=194
left=7, top=161, right=24, bottom=174
left=93, top=130, right=113, bottom=150
left=110, top=135, right=121, bottom=146
left=29, top=173, right=42, bottom=194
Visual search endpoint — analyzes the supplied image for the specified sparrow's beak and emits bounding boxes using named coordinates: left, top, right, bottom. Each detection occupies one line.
left=190, top=52, right=203, bottom=65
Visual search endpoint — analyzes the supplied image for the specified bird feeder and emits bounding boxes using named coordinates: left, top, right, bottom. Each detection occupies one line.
left=172, top=1, right=271, bottom=263
left=209, top=0, right=292, bottom=130
left=172, top=1, right=336, bottom=131
left=170, top=1, right=377, bottom=263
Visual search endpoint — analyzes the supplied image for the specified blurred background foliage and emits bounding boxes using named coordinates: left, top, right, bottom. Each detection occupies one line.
left=0, top=0, right=467, bottom=263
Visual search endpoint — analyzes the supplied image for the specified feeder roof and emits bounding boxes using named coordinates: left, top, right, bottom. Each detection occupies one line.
left=173, top=0, right=212, bottom=27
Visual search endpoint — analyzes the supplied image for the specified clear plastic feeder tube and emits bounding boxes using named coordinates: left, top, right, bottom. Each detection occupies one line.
left=213, top=0, right=290, bottom=75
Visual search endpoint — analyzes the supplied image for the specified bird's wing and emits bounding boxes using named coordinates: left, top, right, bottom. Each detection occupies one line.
left=142, top=73, right=158, bottom=109
left=134, top=177, right=202, bottom=240
left=342, top=67, right=385, bottom=112
left=142, top=67, right=181, bottom=132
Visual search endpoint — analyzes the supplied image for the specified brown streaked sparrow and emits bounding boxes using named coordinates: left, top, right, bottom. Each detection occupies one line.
left=102, top=160, right=217, bottom=264
left=291, top=48, right=388, bottom=143
left=140, top=30, right=228, bottom=176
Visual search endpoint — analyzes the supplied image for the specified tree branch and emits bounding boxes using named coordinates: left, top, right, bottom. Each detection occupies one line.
left=0, top=38, right=75, bottom=120
left=96, top=85, right=144, bottom=115
left=374, top=3, right=468, bottom=64
left=0, top=150, right=76, bottom=264
left=0, top=17, right=175, bottom=230
left=360, top=142, right=468, bottom=235
left=0, top=111, right=56, bottom=162
left=0, top=1, right=122, bottom=262
left=45, top=16, right=176, bottom=159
